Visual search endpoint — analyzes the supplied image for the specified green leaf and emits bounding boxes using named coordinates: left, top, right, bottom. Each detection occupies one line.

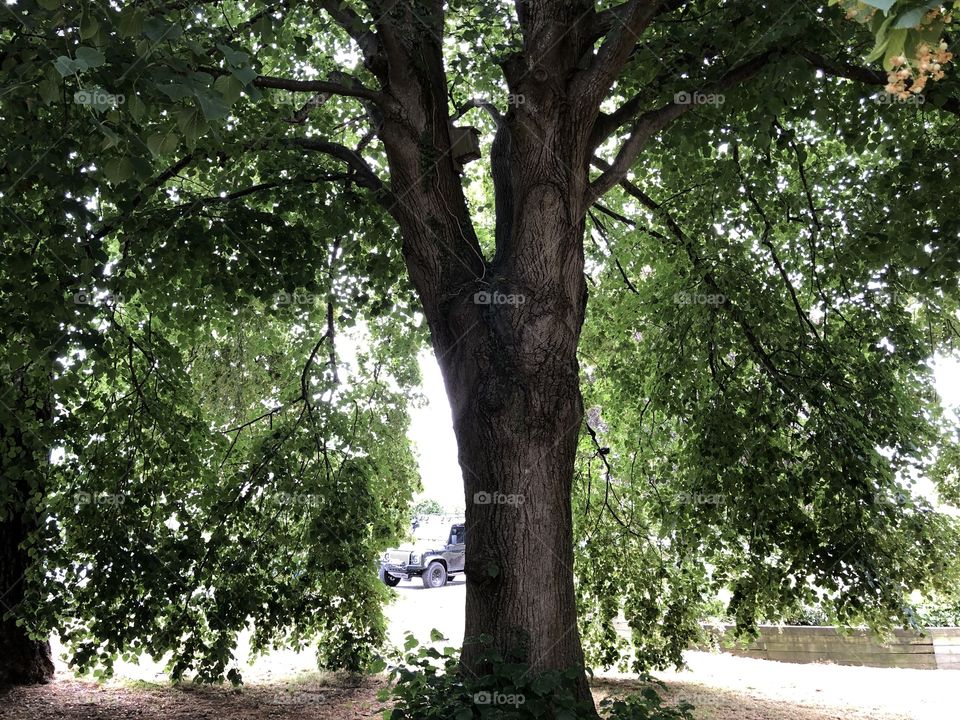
left=196, top=90, right=230, bottom=121
left=144, top=17, right=181, bottom=43
left=893, top=2, right=940, bottom=29
left=175, top=107, right=203, bottom=148
left=117, top=8, right=145, bottom=38
left=882, top=28, right=907, bottom=70
left=231, top=66, right=258, bottom=86
left=75, top=47, right=106, bottom=70
left=157, top=83, right=194, bottom=101
left=861, top=0, right=896, bottom=12
left=214, top=75, right=244, bottom=105
left=126, top=94, right=146, bottom=122
left=217, top=44, right=250, bottom=67
left=79, top=13, right=100, bottom=40
left=146, top=131, right=178, bottom=157
left=38, top=79, right=59, bottom=104
left=53, top=56, right=77, bottom=77
left=103, top=158, right=133, bottom=184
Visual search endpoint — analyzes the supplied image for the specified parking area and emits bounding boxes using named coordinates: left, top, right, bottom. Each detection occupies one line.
left=384, top=575, right=466, bottom=647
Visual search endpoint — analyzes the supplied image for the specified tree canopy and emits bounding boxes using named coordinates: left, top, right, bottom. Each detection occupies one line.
left=1, top=0, right=959, bottom=697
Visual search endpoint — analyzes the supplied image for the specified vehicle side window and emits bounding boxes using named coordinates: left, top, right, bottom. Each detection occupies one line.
left=450, top=526, right=464, bottom=545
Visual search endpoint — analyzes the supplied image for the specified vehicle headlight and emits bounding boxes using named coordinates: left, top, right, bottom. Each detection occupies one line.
left=410, top=553, right=420, bottom=565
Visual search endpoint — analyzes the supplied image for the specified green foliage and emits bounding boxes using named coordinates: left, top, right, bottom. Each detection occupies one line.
left=2, top=0, right=959, bottom=692
left=412, top=499, right=445, bottom=517
left=599, top=679, right=695, bottom=720
left=831, top=0, right=954, bottom=73
left=2, top=0, right=430, bottom=682
left=572, top=0, right=960, bottom=672
left=13, top=300, right=421, bottom=682
left=379, top=634, right=689, bottom=720
left=906, top=591, right=960, bottom=626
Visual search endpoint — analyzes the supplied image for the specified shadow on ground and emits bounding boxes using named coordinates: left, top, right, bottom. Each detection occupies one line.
left=0, top=670, right=913, bottom=720
left=0, top=672, right=385, bottom=720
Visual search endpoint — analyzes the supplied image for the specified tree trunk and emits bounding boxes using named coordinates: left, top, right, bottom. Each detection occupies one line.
left=366, top=2, right=604, bottom=711
left=438, top=188, right=592, bottom=707
left=385, top=134, right=594, bottom=706
left=0, top=508, right=55, bottom=686
left=450, top=322, right=589, bottom=694
left=388, top=128, right=592, bottom=705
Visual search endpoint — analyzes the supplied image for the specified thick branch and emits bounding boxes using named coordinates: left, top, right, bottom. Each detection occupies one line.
left=587, top=49, right=777, bottom=204
left=800, top=49, right=886, bottom=85
left=287, top=137, right=389, bottom=198
left=166, top=174, right=357, bottom=215
left=250, top=73, right=387, bottom=106
left=92, top=154, right=195, bottom=243
left=589, top=0, right=688, bottom=40
left=574, top=0, right=662, bottom=109
left=453, top=97, right=504, bottom=122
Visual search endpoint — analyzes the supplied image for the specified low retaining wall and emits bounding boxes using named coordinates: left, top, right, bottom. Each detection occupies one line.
left=703, top=625, right=960, bottom=669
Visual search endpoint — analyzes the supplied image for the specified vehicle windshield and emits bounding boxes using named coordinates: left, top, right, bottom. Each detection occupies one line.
left=412, top=519, right=449, bottom=544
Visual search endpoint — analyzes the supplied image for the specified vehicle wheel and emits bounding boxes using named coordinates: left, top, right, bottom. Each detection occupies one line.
left=422, top=561, right=447, bottom=588
left=380, top=569, right=401, bottom=587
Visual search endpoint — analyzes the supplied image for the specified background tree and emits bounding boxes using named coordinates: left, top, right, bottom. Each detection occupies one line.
left=411, top=498, right=446, bottom=517
left=1, top=1, right=959, bottom=716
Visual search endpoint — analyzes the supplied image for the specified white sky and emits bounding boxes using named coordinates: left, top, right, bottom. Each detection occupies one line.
left=408, top=351, right=960, bottom=512
left=407, top=352, right=464, bottom=511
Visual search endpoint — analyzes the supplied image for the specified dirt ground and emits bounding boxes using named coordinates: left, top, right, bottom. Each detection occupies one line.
left=3, top=581, right=956, bottom=720
left=1, top=662, right=945, bottom=720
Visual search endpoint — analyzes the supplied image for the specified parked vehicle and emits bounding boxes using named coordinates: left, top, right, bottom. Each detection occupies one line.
left=379, top=516, right=465, bottom=588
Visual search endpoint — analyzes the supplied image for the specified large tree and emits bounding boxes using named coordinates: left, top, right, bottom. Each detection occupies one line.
left=2, top=0, right=960, bottom=713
